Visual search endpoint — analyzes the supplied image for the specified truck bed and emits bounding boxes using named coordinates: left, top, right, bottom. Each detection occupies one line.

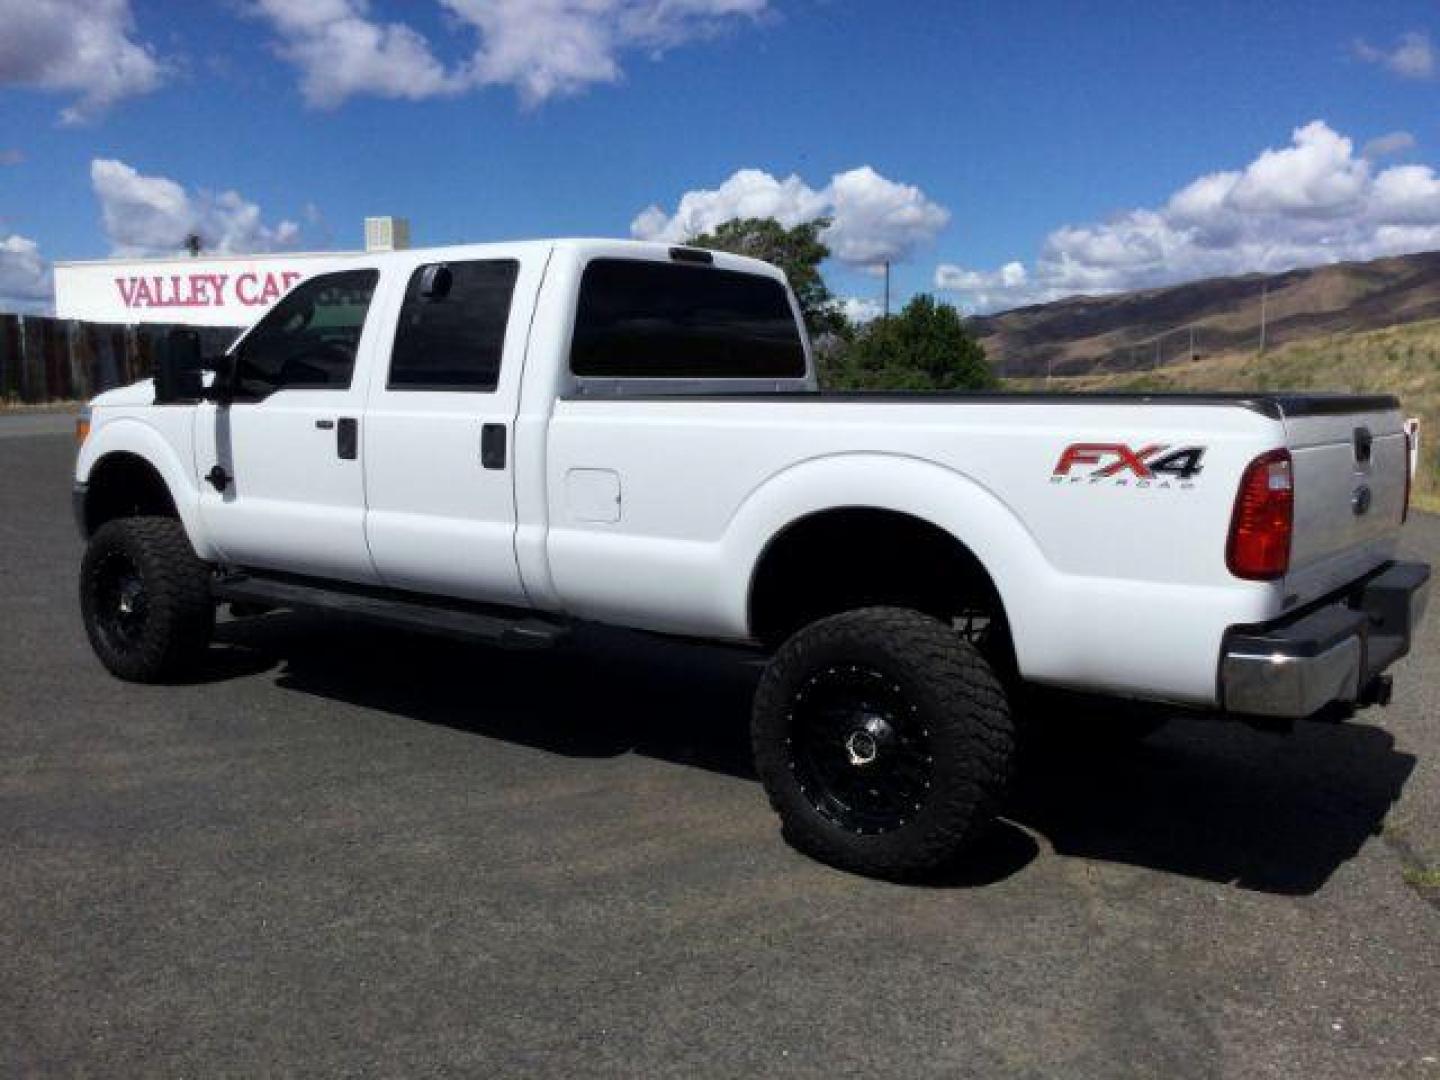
left=570, top=388, right=1403, bottom=420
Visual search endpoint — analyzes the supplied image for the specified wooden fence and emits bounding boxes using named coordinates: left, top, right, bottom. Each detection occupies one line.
left=0, top=315, right=241, bottom=404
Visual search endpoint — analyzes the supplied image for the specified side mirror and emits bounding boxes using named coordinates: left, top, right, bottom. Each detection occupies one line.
left=154, top=329, right=204, bottom=404
left=201, top=353, right=235, bottom=404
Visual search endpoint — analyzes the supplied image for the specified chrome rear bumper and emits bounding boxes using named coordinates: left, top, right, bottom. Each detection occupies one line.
left=1220, top=561, right=1431, bottom=718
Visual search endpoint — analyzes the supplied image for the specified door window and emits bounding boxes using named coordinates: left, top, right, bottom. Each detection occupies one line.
left=232, top=269, right=379, bottom=400
left=389, top=260, right=520, bottom=392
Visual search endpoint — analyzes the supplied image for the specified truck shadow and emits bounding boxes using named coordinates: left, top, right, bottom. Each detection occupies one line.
left=213, top=613, right=1416, bottom=896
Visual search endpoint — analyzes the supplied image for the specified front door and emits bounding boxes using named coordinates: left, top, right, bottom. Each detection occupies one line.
left=195, top=268, right=383, bottom=584
left=362, top=256, right=537, bottom=606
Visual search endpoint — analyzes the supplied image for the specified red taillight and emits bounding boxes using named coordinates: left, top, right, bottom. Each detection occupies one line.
left=1228, top=448, right=1293, bottom=580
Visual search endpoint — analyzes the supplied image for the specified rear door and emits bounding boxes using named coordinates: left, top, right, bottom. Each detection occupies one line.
left=362, top=255, right=541, bottom=605
left=1285, top=401, right=1409, bottom=596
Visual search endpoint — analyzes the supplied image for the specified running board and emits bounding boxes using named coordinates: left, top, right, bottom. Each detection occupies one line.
left=212, top=572, right=567, bottom=650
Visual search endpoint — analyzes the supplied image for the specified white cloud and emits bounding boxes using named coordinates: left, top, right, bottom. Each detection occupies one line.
left=839, top=296, right=883, bottom=324
left=0, top=0, right=162, bottom=123
left=1225, top=121, right=1369, bottom=214
left=1363, top=131, right=1417, bottom=160
left=933, top=261, right=1028, bottom=292
left=0, top=234, right=51, bottom=311
left=824, top=167, right=952, bottom=267
left=1355, top=31, right=1435, bottom=80
left=631, top=166, right=950, bottom=268
left=935, top=120, right=1440, bottom=313
left=631, top=169, right=830, bottom=240
left=252, top=0, right=769, bottom=109
left=251, top=0, right=461, bottom=109
left=90, top=159, right=303, bottom=257
left=453, top=0, right=768, bottom=106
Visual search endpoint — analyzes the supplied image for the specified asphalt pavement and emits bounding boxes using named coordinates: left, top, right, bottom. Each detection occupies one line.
left=2, top=415, right=1437, bottom=1078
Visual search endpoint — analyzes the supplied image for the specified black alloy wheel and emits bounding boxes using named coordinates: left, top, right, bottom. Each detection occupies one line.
left=789, top=664, right=934, bottom=836
left=89, top=548, right=151, bottom=655
left=752, top=607, right=1015, bottom=880
left=79, top=516, right=215, bottom=682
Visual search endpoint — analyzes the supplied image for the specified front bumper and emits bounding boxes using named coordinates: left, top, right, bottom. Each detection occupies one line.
left=1220, top=561, right=1431, bottom=718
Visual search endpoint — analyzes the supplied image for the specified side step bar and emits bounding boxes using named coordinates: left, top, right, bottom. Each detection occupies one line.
left=212, top=571, right=568, bottom=650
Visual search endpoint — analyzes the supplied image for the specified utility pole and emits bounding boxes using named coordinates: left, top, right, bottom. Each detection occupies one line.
left=1189, top=324, right=1196, bottom=362
left=1259, top=282, right=1268, bottom=354
left=883, top=261, right=891, bottom=320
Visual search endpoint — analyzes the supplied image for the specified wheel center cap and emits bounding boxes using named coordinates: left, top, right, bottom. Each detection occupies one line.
left=845, top=730, right=878, bottom=766
left=845, top=715, right=894, bottom=767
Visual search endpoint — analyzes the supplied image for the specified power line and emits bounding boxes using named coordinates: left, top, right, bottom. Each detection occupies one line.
left=1259, top=281, right=1268, bottom=353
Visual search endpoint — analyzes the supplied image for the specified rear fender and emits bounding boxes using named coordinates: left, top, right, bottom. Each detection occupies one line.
left=722, top=453, right=1058, bottom=674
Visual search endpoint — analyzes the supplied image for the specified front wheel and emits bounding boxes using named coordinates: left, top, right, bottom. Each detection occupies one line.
left=751, top=607, right=1015, bottom=880
left=79, top=516, right=215, bottom=682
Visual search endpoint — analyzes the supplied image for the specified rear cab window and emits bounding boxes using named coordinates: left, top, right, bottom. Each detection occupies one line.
left=570, top=258, right=806, bottom=381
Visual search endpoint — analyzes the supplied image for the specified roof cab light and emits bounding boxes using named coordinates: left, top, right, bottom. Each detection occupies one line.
left=1227, top=448, right=1293, bottom=580
left=668, top=246, right=714, bottom=265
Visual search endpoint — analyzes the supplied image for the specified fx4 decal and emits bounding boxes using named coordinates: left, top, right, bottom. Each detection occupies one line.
left=1052, top=443, right=1207, bottom=488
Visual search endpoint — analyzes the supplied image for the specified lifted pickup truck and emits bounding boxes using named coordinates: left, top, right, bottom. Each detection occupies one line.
left=74, top=239, right=1431, bottom=878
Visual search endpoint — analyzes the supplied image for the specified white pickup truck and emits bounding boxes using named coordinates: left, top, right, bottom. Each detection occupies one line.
left=73, top=239, right=1431, bottom=878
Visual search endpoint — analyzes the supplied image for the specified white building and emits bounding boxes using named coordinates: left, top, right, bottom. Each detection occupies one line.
left=52, top=217, right=410, bottom=328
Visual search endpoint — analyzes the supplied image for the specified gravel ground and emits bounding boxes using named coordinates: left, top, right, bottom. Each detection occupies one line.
left=2, top=419, right=1437, bottom=1078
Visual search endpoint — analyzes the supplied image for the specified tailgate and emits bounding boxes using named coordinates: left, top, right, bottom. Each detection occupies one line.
left=1284, top=397, right=1408, bottom=600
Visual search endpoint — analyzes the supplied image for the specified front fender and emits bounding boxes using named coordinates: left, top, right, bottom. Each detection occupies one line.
left=76, top=414, right=214, bottom=559
left=719, top=452, right=1059, bottom=676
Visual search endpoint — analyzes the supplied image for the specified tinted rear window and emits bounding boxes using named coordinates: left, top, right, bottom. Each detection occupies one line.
left=571, top=259, right=805, bottom=379
left=389, top=259, right=518, bottom=391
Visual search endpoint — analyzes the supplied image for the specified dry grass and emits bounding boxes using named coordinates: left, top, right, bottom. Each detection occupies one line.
left=1404, top=866, right=1440, bottom=888
left=1007, top=319, right=1440, bottom=513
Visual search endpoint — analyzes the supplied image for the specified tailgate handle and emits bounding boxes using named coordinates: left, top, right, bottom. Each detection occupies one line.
left=1354, top=427, right=1373, bottom=465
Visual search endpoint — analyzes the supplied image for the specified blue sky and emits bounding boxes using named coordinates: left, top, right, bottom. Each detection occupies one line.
left=4, top=0, right=1440, bottom=316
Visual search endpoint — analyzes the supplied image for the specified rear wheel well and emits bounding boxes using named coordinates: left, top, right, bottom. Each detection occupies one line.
left=747, top=508, right=1013, bottom=668
left=82, top=453, right=179, bottom=538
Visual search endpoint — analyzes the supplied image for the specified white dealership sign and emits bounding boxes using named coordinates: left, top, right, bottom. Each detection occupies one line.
left=53, top=251, right=361, bottom=328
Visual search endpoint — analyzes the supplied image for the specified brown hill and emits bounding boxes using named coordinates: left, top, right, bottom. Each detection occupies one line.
left=971, top=250, right=1440, bottom=378
left=1002, top=318, right=1440, bottom=512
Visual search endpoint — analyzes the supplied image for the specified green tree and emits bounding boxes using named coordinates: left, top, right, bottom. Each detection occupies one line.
left=830, top=294, right=996, bottom=391
left=686, top=217, right=846, bottom=337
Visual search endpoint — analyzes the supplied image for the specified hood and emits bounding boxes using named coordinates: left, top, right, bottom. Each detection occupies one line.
left=90, top=378, right=156, bottom=409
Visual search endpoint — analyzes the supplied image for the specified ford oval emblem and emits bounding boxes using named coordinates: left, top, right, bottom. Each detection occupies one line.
left=1352, top=484, right=1373, bottom=516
